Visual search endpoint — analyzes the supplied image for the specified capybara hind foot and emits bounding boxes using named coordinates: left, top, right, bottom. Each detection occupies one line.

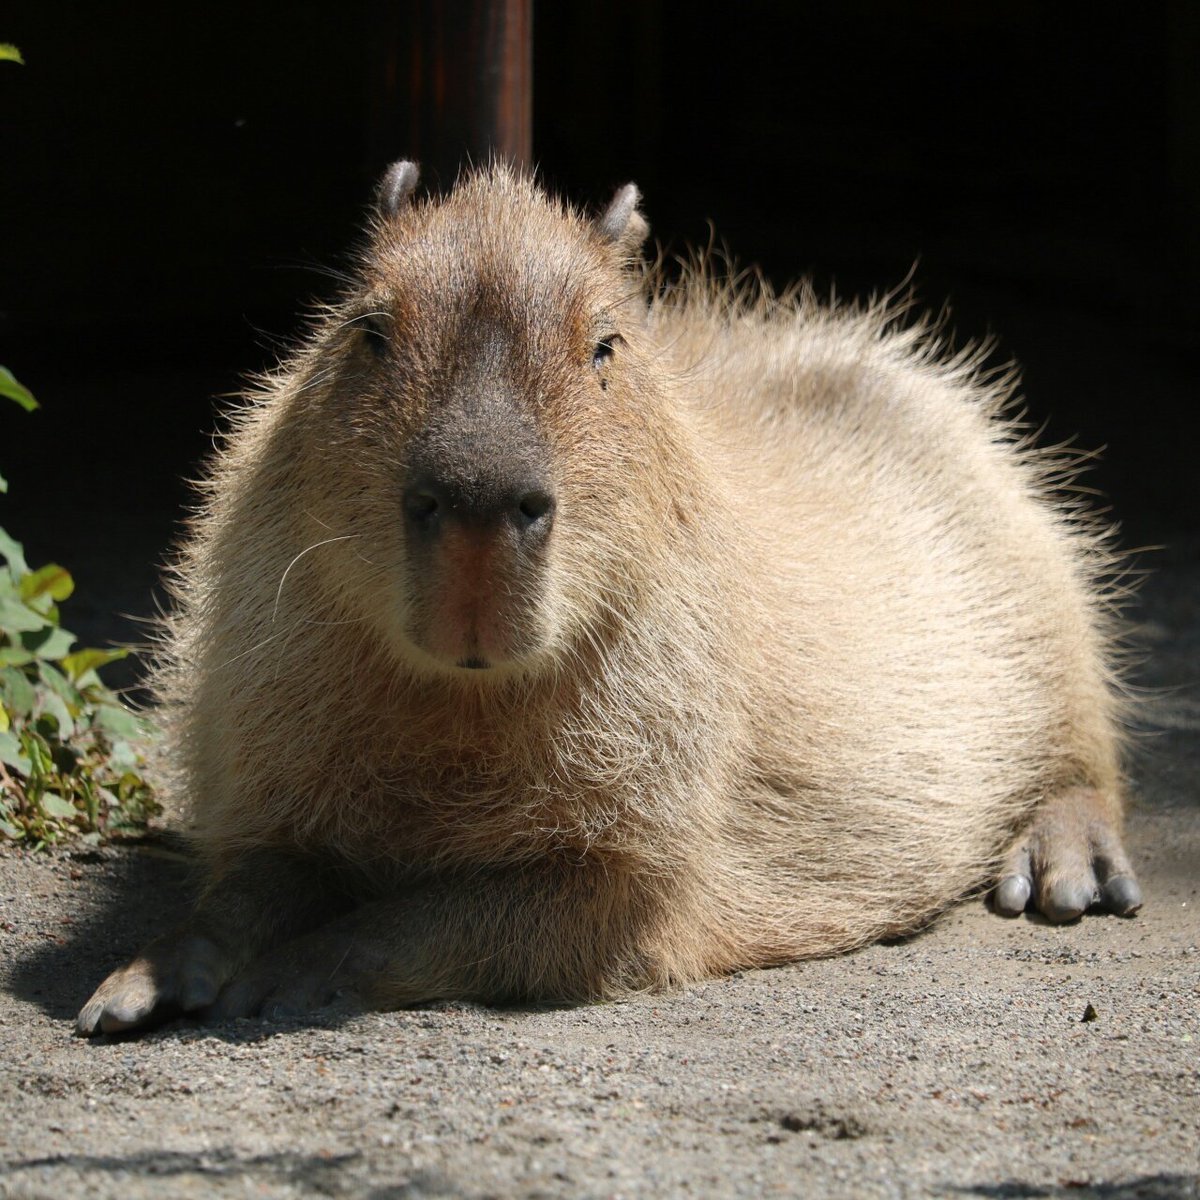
left=75, top=934, right=234, bottom=1036
left=992, top=787, right=1142, bottom=922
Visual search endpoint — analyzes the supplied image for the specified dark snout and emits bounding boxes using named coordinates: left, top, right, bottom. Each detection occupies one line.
left=403, top=469, right=555, bottom=542
left=401, top=391, right=555, bottom=547
left=396, top=385, right=557, bottom=670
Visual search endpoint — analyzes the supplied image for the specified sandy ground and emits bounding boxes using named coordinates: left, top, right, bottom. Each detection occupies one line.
left=1, top=544, right=1197, bottom=1200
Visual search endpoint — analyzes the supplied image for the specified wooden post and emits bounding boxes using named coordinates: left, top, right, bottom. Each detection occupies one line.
left=373, top=0, right=533, bottom=189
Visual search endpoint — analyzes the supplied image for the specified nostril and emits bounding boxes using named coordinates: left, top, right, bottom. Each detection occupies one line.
left=517, top=490, right=555, bottom=526
left=404, top=489, right=440, bottom=522
left=404, top=474, right=552, bottom=531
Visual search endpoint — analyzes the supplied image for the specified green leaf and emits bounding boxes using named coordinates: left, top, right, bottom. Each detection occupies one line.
left=0, top=527, right=30, bottom=580
left=37, top=688, right=74, bottom=736
left=23, top=728, right=54, bottom=775
left=0, top=729, right=31, bottom=774
left=40, top=794, right=78, bottom=821
left=20, top=624, right=75, bottom=659
left=105, top=744, right=134, bottom=772
left=0, top=44, right=24, bottom=65
left=61, top=646, right=128, bottom=682
left=0, top=594, right=50, bottom=634
left=0, top=668, right=36, bottom=717
left=0, top=600, right=50, bottom=638
left=39, top=661, right=83, bottom=713
left=79, top=774, right=98, bottom=824
left=0, top=367, right=37, bottom=411
left=0, top=647, right=35, bottom=668
left=0, top=705, right=7, bottom=732
left=93, top=703, right=147, bottom=740
left=0, top=467, right=7, bottom=494
left=19, top=563, right=74, bottom=605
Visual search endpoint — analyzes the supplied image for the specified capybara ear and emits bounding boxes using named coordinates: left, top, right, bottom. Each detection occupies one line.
left=377, top=160, right=421, bottom=219
left=596, top=182, right=650, bottom=254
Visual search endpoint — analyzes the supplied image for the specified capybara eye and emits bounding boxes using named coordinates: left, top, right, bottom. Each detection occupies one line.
left=592, top=334, right=621, bottom=368
left=359, top=313, right=390, bottom=357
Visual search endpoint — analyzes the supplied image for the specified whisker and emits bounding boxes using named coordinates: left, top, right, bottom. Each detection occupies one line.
left=273, top=535, right=361, bottom=622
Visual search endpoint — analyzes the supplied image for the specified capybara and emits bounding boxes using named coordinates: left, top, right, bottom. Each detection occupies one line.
left=78, top=161, right=1141, bottom=1035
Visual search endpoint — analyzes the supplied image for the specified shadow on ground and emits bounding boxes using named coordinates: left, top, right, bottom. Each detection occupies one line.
left=0, top=841, right=355, bottom=1045
left=4, top=841, right=195, bottom=1023
left=3, top=839, right=547, bottom=1045
left=0, top=1148, right=466, bottom=1199
left=944, top=1176, right=1200, bottom=1199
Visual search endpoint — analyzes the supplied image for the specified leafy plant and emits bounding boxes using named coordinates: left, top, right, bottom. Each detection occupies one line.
left=1, top=369, right=161, bottom=847
left=1, top=42, right=160, bottom=845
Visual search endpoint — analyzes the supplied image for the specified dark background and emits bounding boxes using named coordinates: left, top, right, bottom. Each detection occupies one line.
left=1, top=1, right=1197, bottom=657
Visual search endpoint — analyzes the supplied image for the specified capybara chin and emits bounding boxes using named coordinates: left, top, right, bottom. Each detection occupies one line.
left=78, top=160, right=1142, bottom=1036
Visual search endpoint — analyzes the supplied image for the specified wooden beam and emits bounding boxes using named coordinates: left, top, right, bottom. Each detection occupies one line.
left=374, top=0, right=533, bottom=188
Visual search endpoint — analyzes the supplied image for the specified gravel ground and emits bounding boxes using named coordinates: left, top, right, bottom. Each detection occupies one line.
left=1, top=544, right=1197, bottom=1200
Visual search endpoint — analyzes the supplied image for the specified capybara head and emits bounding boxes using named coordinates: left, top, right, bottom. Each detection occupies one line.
left=287, top=162, right=702, bottom=681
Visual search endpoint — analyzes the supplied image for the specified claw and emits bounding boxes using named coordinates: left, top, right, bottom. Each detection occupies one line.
left=993, top=873, right=1032, bottom=917
left=1040, top=879, right=1097, bottom=923
left=1101, top=874, right=1143, bottom=916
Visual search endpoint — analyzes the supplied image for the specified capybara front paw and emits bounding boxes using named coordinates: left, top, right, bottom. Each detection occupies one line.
left=75, top=934, right=232, bottom=1036
left=202, top=927, right=367, bottom=1022
left=207, top=966, right=359, bottom=1022
left=992, top=787, right=1142, bottom=922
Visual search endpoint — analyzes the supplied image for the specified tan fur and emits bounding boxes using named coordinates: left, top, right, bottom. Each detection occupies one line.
left=151, top=165, right=1130, bottom=1002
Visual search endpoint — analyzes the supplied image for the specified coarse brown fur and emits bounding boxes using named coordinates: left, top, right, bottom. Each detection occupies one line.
left=79, top=163, right=1140, bottom=1032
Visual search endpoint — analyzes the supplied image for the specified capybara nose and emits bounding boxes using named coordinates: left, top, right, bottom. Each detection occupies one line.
left=403, top=472, right=556, bottom=539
